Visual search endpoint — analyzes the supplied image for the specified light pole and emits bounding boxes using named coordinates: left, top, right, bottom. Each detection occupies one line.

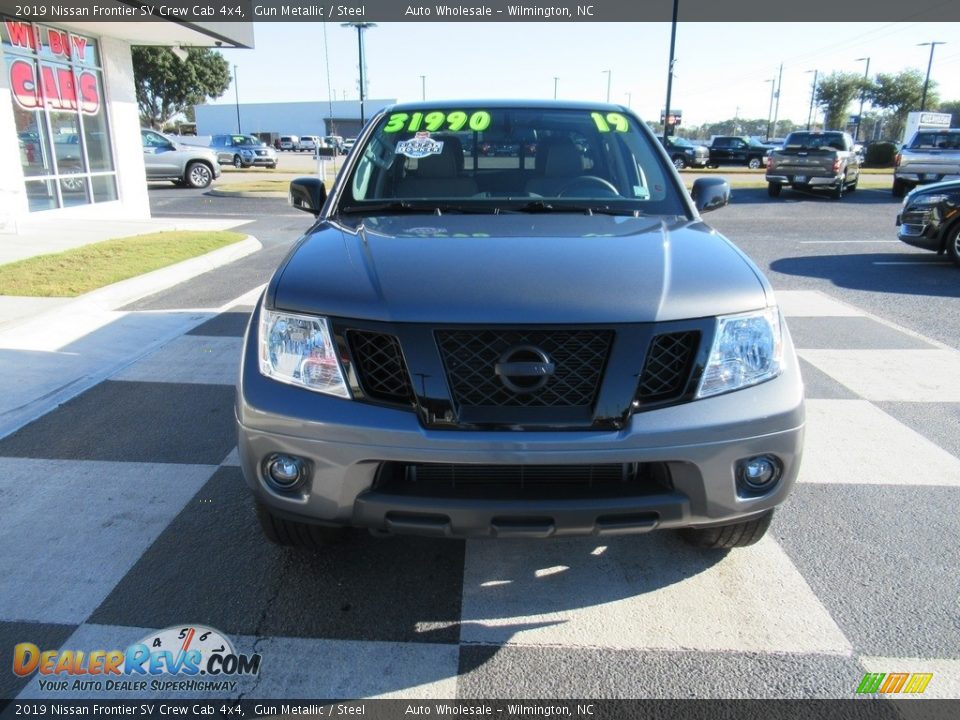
left=918, top=42, right=945, bottom=111
left=625, top=92, right=632, bottom=109
left=853, top=57, right=870, bottom=142
left=342, top=22, right=377, bottom=126
left=602, top=70, right=611, bottom=103
left=233, top=64, right=241, bottom=134
left=553, top=76, right=559, bottom=99
left=420, top=75, right=426, bottom=101
left=805, top=69, right=818, bottom=130
left=765, top=78, right=776, bottom=141
left=662, top=0, right=679, bottom=145
left=771, top=62, right=783, bottom=140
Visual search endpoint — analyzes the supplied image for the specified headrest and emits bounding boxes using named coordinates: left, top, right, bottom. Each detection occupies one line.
left=540, top=137, right=583, bottom=176
left=417, top=136, right=464, bottom=178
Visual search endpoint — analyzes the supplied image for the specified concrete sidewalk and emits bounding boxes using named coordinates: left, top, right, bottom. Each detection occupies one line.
left=0, top=215, right=261, bottom=439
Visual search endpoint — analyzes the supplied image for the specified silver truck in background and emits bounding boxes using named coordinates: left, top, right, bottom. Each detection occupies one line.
left=765, top=131, right=860, bottom=200
left=893, top=128, right=960, bottom=197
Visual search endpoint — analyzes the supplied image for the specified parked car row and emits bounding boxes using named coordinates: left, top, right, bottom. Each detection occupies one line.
left=276, top=134, right=348, bottom=154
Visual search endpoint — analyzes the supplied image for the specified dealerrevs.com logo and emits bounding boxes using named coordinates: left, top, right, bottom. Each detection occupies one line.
left=12, top=625, right=261, bottom=693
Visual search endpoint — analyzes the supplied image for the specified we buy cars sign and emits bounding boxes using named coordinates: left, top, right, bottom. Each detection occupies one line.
left=4, top=20, right=100, bottom=115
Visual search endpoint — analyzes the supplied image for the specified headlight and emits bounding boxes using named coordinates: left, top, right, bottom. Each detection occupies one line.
left=258, top=310, right=350, bottom=398
left=697, top=307, right=783, bottom=398
left=910, top=194, right=947, bottom=207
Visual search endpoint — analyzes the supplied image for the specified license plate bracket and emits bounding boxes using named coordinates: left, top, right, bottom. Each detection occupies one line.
left=793, top=175, right=808, bottom=184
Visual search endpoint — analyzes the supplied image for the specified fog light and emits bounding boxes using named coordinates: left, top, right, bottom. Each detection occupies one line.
left=263, top=454, right=307, bottom=491
left=736, top=455, right=782, bottom=493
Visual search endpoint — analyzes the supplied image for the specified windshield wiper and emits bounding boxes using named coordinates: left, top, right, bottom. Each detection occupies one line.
left=511, top=201, right=642, bottom=217
left=339, top=201, right=439, bottom=215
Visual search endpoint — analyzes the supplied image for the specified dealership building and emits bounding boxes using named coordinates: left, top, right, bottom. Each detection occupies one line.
left=0, top=14, right=253, bottom=234
left=194, top=99, right=396, bottom=141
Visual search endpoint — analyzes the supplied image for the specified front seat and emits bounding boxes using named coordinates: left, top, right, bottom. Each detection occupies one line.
left=396, top=136, right=477, bottom=198
left=525, top=137, right=584, bottom=196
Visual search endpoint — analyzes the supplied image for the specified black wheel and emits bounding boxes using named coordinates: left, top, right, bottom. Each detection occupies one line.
left=232, top=154, right=244, bottom=169
left=847, top=178, right=858, bottom=192
left=680, top=510, right=774, bottom=549
left=256, top=501, right=348, bottom=548
left=672, top=156, right=687, bottom=170
left=707, top=162, right=719, bottom=169
left=185, top=161, right=213, bottom=189
left=747, top=157, right=762, bottom=170
left=947, top=224, right=960, bottom=268
left=268, top=163, right=277, bottom=170
left=831, top=181, right=844, bottom=200
left=767, top=182, right=781, bottom=198
left=892, top=179, right=907, bottom=198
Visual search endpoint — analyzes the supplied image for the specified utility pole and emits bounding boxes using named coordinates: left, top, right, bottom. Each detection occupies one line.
left=420, top=75, right=426, bottom=101
left=806, top=69, right=818, bottom=130
left=602, top=70, right=611, bottom=103
left=918, top=42, right=945, bottom=111
left=662, top=0, right=679, bottom=145
left=342, top=22, right=377, bottom=126
left=553, top=76, right=559, bottom=99
left=771, top=63, right=783, bottom=139
left=765, top=78, right=776, bottom=141
left=854, top=57, right=870, bottom=142
left=233, top=65, right=241, bottom=134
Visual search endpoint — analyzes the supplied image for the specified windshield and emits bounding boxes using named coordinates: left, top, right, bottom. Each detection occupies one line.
left=230, top=135, right=261, bottom=147
left=784, top=132, right=846, bottom=150
left=340, top=105, right=685, bottom=215
left=910, top=132, right=960, bottom=150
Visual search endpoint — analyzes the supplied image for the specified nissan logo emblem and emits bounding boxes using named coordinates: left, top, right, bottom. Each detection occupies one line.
left=494, top=345, right=556, bottom=393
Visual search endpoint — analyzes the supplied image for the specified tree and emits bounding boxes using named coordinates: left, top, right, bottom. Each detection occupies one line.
left=132, top=47, right=231, bottom=129
left=814, top=72, right=869, bottom=131
left=868, top=69, right=938, bottom=141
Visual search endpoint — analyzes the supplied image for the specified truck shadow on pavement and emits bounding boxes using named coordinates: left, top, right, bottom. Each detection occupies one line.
left=770, top=252, right=960, bottom=299
left=729, top=187, right=898, bottom=206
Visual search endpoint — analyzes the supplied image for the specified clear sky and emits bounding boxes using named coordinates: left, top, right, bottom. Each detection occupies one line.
left=209, top=22, right=960, bottom=128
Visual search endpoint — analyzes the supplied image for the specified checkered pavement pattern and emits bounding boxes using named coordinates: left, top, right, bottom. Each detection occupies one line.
left=1, top=290, right=958, bottom=701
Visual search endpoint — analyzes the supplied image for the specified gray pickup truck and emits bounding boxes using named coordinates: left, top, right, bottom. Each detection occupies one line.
left=893, top=128, right=960, bottom=197
left=765, top=131, right=860, bottom=199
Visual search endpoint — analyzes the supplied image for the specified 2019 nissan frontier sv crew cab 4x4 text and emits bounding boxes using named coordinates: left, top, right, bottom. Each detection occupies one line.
left=236, top=101, right=805, bottom=551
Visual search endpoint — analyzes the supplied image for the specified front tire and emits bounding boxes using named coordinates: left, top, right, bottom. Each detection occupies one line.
left=673, top=156, right=687, bottom=170
left=680, top=510, right=774, bottom=549
left=767, top=182, right=782, bottom=198
left=947, top=224, right=960, bottom=268
left=831, top=181, right=844, bottom=200
left=185, top=161, right=213, bottom=189
left=256, top=501, right=348, bottom=548
left=233, top=154, right=244, bottom=169
left=748, top=157, right=762, bottom=170
left=892, top=179, right=907, bottom=198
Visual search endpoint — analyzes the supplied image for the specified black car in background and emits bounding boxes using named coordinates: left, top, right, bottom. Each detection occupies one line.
left=658, top=136, right=709, bottom=170
left=707, top=136, right=773, bottom=169
left=896, top=179, right=960, bottom=267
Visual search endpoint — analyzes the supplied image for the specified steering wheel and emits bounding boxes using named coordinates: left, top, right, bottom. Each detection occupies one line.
left=557, top=176, right=620, bottom=198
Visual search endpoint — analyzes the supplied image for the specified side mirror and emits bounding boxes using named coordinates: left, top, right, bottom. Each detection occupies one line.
left=691, top=177, right=730, bottom=214
left=289, top=177, right=327, bottom=216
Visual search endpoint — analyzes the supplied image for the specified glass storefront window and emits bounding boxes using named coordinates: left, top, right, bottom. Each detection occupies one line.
left=2, top=18, right=115, bottom=212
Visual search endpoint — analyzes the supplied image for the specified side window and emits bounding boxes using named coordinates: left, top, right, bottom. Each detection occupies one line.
left=142, top=131, right=169, bottom=148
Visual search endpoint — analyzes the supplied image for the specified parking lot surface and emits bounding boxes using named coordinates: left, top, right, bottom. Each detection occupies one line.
left=1, top=187, right=957, bottom=700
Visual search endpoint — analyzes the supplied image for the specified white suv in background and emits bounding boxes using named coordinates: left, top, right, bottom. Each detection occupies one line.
left=300, top=136, right=323, bottom=153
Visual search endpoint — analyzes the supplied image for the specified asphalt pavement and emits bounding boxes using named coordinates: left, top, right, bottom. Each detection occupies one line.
left=0, top=183, right=957, bottom=703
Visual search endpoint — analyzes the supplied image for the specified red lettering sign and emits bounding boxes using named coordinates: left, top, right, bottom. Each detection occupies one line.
left=47, top=29, right=70, bottom=58
left=71, top=35, right=87, bottom=60
left=8, top=60, right=100, bottom=115
left=4, top=20, right=38, bottom=51
left=9, top=59, right=40, bottom=110
left=78, top=71, right=99, bottom=114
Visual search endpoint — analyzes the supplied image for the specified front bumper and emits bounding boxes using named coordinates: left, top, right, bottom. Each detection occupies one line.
left=236, top=317, right=806, bottom=539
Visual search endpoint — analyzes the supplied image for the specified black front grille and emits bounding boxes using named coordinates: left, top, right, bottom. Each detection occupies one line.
left=376, top=462, right=671, bottom=500
left=347, top=330, right=414, bottom=404
left=637, top=331, right=700, bottom=403
left=437, top=329, right=613, bottom=408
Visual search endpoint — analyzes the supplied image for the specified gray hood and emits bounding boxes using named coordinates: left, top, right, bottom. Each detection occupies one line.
left=270, top=214, right=768, bottom=324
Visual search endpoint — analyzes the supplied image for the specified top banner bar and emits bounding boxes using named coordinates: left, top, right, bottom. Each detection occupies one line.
left=1, top=0, right=959, bottom=22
